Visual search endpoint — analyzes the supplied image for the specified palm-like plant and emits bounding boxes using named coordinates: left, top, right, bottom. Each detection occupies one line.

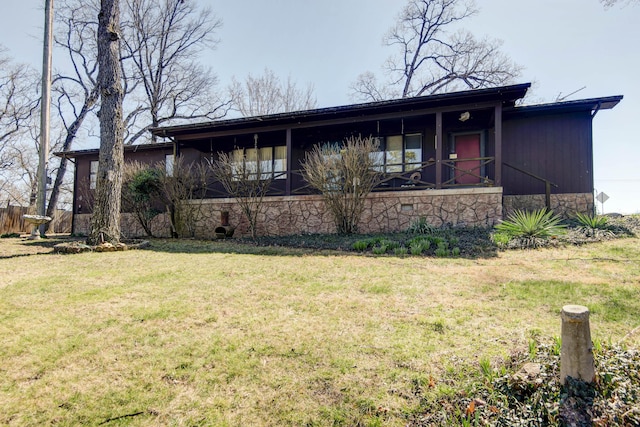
left=496, top=209, right=566, bottom=239
left=575, top=212, right=609, bottom=230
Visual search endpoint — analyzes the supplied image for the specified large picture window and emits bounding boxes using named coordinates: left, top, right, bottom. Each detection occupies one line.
left=230, top=145, right=287, bottom=180
left=372, top=134, right=423, bottom=173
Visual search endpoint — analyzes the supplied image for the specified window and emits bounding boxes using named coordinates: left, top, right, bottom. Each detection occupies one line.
left=165, top=154, right=174, bottom=177
left=89, top=160, right=98, bottom=189
left=230, top=145, right=287, bottom=180
left=385, top=136, right=403, bottom=173
left=404, top=134, right=422, bottom=171
left=372, top=134, right=423, bottom=173
left=273, top=146, right=287, bottom=179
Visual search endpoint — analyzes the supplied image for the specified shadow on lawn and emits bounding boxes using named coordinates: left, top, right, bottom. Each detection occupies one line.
left=0, top=236, right=72, bottom=259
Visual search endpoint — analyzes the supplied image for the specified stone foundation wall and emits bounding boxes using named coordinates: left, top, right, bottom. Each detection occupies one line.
left=503, top=193, right=594, bottom=218
left=192, top=187, right=503, bottom=238
left=72, top=188, right=504, bottom=238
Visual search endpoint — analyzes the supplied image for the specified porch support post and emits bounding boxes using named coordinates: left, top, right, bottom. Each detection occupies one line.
left=286, top=128, right=292, bottom=196
left=494, top=103, right=503, bottom=187
left=435, top=111, right=443, bottom=189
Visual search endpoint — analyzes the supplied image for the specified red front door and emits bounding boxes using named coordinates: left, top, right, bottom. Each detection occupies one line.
left=454, top=134, right=481, bottom=185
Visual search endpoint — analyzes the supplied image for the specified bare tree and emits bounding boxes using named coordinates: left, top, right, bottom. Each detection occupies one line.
left=350, top=0, right=521, bottom=101
left=209, top=144, right=274, bottom=238
left=45, top=0, right=101, bottom=227
left=43, top=0, right=229, bottom=229
left=301, top=135, right=381, bottom=234
left=121, top=0, right=229, bottom=143
left=229, top=68, right=317, bottom=116
left=0, top=49, right=40, bottom=174
left=88, top=0, right=125, bottom=245
left=0, top=49, right=40, bottom=208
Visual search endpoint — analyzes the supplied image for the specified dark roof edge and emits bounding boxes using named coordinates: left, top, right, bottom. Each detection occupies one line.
left=150, top=83, right=532, bottom=136
left=508, top=95, right=623, bottom=114
left=54, top=141, right=173, bottom=158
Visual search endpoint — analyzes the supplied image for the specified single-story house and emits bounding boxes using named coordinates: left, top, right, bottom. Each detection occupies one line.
left=57, top=82, right=622, bottom=238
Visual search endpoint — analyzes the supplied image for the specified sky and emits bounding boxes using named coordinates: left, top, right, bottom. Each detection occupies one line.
left=0, top=0, right=638, bottom=213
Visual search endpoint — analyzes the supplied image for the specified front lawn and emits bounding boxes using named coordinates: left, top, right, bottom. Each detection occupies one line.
left=0, top=229, right=639, bottom=426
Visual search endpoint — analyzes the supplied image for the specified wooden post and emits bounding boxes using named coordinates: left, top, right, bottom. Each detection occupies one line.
left=286, top=128, right=292, bottom=196
left=545, top=181, right=552, bottom=211
left=494, top=103, right=502, bottom=187
left=435, top=112, right=443, bottom=189
left=560, top=305, right=595, bottom=385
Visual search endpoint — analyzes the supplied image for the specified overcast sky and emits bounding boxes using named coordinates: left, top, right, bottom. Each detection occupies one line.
left=0, top=0, right=638, bottom=213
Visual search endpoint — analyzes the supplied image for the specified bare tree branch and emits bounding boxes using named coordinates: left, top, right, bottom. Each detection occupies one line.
left=229, top=68, right=317, bottom=117
left=121, top=0, right=229, bottom=143
left=351, top=0, right=522, bottom=101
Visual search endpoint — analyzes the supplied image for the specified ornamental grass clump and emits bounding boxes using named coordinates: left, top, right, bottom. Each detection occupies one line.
left=494, top=209, right=566, bottom=249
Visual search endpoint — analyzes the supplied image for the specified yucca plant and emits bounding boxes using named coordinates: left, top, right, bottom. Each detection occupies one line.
left=574, top=212, right=615, bottom=239
left=495, top=209, right=566, bottom=239
left=575, top=212, right=609, bottom=230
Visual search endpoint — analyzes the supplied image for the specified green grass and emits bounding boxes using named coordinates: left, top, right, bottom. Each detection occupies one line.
left=0, top=236, right=639, bottom=426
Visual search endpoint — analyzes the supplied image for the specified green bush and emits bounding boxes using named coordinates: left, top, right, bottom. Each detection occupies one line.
left=491, top=231, right=512, bottom=246
left=380, top=239, right=401, bottom=251
left=394, top=246, right=408, bottom=256
left=495, top=209, right=566, bottom=239
left=352, top=240, right=370, bottom=251
left=434, top=246, right=449, bottom=257
left=372, top=244, right=388, bottom=255
left=408, top=237, right=431, bottom=255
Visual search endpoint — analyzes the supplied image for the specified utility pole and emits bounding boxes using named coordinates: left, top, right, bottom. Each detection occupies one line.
left=36, top=0, right=54, bottom=235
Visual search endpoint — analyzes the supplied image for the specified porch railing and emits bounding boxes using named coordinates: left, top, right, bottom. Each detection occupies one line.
left=441, top=157, right=495, bottom=188
left=503, top=162, right=558, bottom=210
left=205, top=157, right=498, bottom=198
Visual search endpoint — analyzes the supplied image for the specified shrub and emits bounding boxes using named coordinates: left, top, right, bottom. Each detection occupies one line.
left=372, top=244, right=388, bottom=255
left=495, top=209, right=566, bottom=239
left=352, top=240, right=370, bottom=251
left=434, top=246, right=449, bottom=257
left=408, top=236, right=431, bottom=255
left=380, top=239, right=401, bottom=251
left=122, top=162, right=163, bottom=237
left=301, top=135, right=381, bottom=234
left=491, top=231, right=512, bottom=247
left=394, top=246, right=408, bottom=256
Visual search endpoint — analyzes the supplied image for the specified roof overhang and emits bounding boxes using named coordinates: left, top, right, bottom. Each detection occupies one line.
left=506, top=95, right=623, bottom=116
left=150, top=83, right=532, bottom=140
left=54, top=141, right=174, bottom=159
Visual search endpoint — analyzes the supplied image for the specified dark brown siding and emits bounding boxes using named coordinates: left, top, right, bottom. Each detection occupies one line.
left=502, top=111, right=593, bottom=195
left=73, top=146, right=175, bottom=214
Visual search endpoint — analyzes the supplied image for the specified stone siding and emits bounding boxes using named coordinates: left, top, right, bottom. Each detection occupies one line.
left=72, top=188, right=504, bottom=238
left=192, top=188, right=503, bottom=238
left=503, top=193, right=594, bottom=218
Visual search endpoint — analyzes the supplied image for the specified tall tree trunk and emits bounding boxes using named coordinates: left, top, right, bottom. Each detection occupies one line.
left=88, top=0, right=124, bottom=245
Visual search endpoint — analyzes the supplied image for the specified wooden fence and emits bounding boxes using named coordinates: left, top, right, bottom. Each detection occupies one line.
left=0, top=205, right=72, bottom=235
